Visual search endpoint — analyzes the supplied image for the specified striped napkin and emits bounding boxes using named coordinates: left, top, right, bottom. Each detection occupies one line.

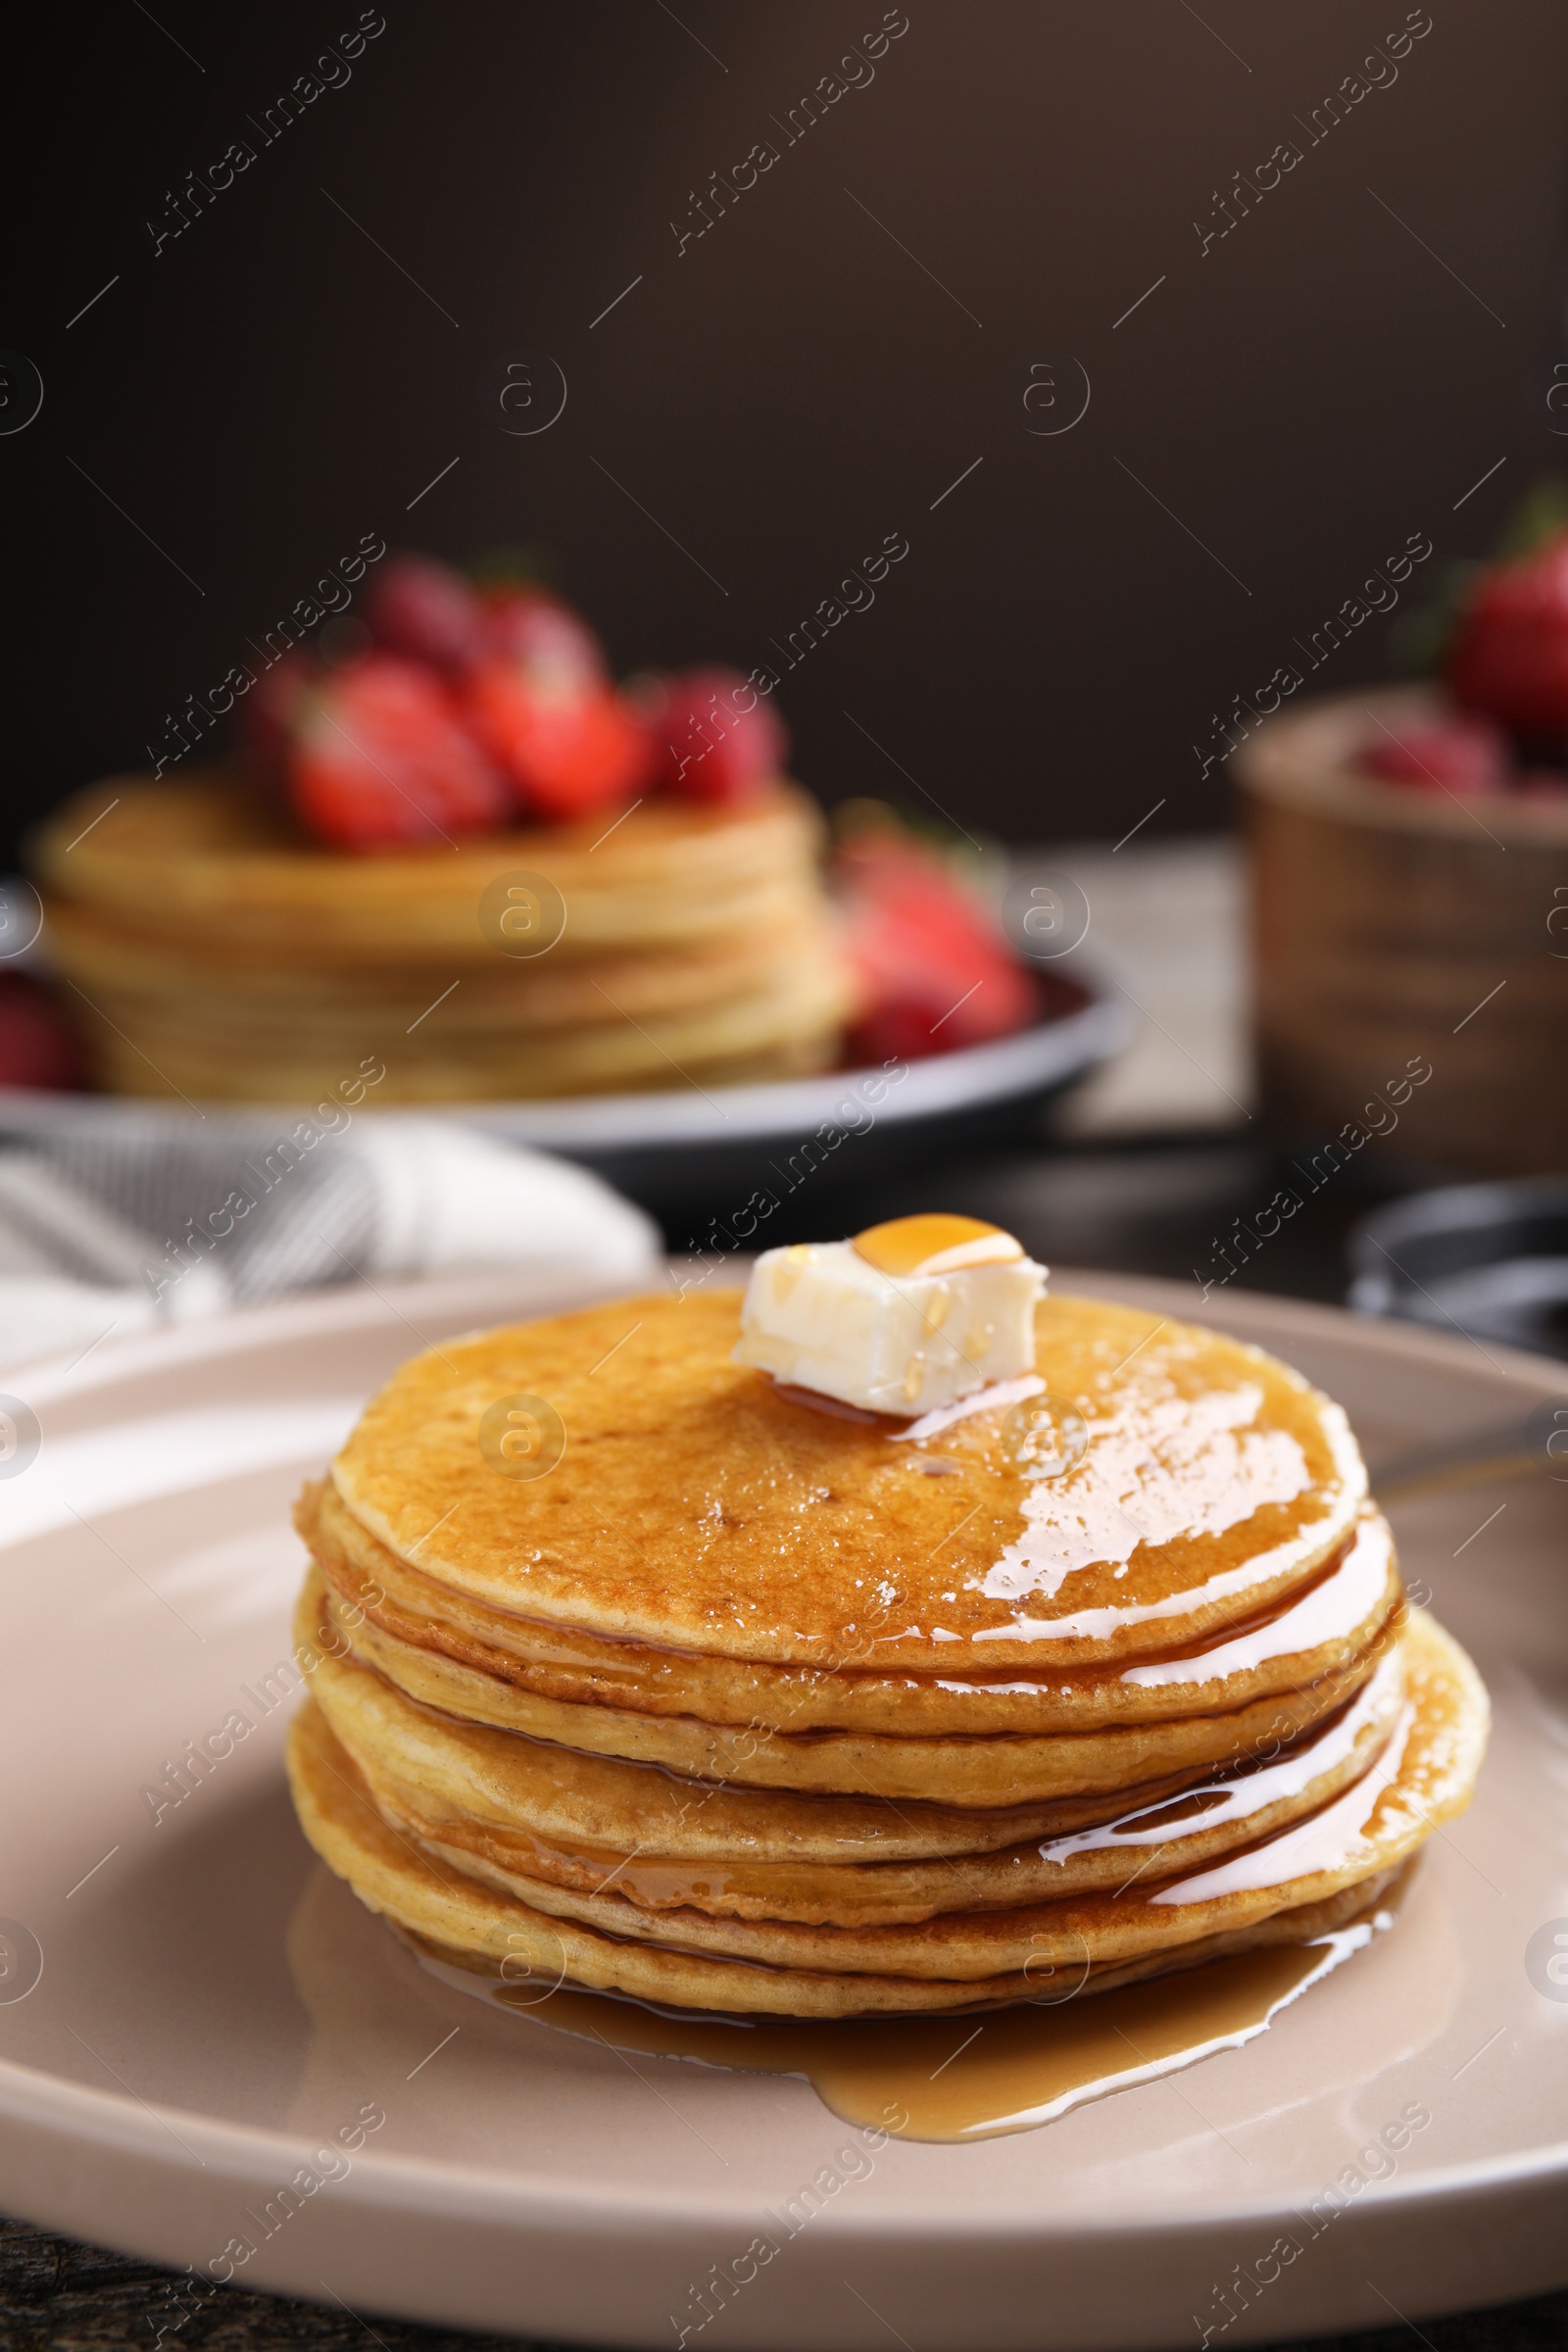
left=0, top=1119, right=659, bottom=1372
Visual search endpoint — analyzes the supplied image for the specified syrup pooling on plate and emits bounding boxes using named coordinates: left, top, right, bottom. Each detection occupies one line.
left=409, top=1910, right=1396, bottom=2141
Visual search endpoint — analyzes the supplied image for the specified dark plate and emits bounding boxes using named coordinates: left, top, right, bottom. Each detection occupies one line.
left=0, top=980, right=1128, bottom=1231
left=1349, top=1177, right=1568, bottom=1360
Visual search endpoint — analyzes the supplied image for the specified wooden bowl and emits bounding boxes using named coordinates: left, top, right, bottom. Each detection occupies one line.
left=1233, top=687, right=1568, bottom=1176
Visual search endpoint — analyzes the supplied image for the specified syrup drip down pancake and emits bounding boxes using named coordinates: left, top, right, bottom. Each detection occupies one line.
left=287, top=1250, right=1488, bottom=2018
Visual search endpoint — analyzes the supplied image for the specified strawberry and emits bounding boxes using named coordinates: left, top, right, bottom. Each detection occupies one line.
left=643, top=667, right=788, bottom=804
left=0, top=973, right=86, bottom=1091
left=462, top=589, right=648, bottom=821
left=1360, top=713, right=1508, bottom=794
left=287, top=655, right=511, bottom=850
left=463, top=663, right=651, bottom=821
left=481, top=587, right=608, bottom=689
left=1447, top=530, right=1568, bottom=741
left=836, top=832, right=1038, bottom=1062
left=368, top=554, right=489, bottom=673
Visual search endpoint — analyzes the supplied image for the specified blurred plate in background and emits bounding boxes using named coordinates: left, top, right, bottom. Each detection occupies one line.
left=1352, top=1178, right=1568, bottom=1362
left=0, top=982, right=1128, bottom=1231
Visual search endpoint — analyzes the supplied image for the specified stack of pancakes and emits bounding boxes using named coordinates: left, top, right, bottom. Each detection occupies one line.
left=30, top=770, right=851, bottom=1102
left=287, top=1291, right=1488, bottom=2017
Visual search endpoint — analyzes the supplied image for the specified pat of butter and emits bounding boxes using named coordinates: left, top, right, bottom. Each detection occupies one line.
left=734, top=1216, right=1047, bottom=1415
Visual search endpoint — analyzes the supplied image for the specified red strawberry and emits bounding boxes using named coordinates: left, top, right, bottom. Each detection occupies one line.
left=368, top=554, right=489, bottom=673
left=0, top=973, right=86, bottom=1091
left=643, top=667, right=788, bottom=804
left=463, top=664, right=651, bottom=821
left=1447, top=531, right=1568, bottom=740
left=837, top=833, right=1038, bottom=1062
left=1360, top=713, right=1508, bottom=794
left=481, top=588, right=608, bottom=689
left=287, top=656, right=511, bottom=850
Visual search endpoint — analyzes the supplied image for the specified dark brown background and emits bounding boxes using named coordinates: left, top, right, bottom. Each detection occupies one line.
left=4, top=0, right=1566, bottom=863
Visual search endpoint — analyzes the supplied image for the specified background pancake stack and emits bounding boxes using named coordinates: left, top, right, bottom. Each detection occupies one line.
left=30, top=770, right=852, bottom=1102
left=287, top=1290, right=1488, bottom=2018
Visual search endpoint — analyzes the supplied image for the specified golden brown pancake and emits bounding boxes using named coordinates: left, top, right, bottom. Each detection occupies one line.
left=30, top=770, right=852, bottom=1102
left=286, top=1609, right=1481, bottom=2015
left=303, top=1480, right=1403, bottom=1738
left=302, top=1574, right=1409, bottom=1928
left=43, top=895, right=834, bottom=1025
left=292, top=1571, right=1232, bottom=1861
left=31, top=770, right=831, bottom=957
left=287, top=1279, right=1486, bottom=2018
left=60, top=938, right=845, bottom=1102
left=329, top=1290, right=1368, bottom=1672
left=314, top=1564, right=1376, bottom=1803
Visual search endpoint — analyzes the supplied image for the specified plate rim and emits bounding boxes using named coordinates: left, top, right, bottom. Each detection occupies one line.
left=0, top=2046, right=1566, bottom=2242
left=16, top=1256, right=1568, bottom=1406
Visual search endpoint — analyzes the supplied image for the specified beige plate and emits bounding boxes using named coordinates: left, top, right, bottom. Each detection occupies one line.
left=0, top=1268, right=1564, bottom=2349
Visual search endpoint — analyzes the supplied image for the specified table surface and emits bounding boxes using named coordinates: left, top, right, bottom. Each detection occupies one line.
left=1046, top=835, right=1252, bottom=1143
left=5, top=835, right=1556, bottom=2351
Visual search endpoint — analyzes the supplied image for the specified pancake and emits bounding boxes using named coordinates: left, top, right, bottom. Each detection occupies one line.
left=286, top=1610, right=1480, bottom=2016
left=61, top=935, right=846, bottom=1103
left=30, top=770, right=853, bottom=1102
left=314, top=1564, right=1376, bottom=1803
left=294, top=1569, right=1229, bottom=1861
left=31, top=770, right=831, bottom=958
left=286, top=1269, right=1486, bottom=2021
left=329, top=1290, right=1367, bottom=1673
left=42, top=896, right=835, bottom=1027
left=302, top=1572, right=1409, bottom=1927
left=303, top=1480, right=1403, bottom=1738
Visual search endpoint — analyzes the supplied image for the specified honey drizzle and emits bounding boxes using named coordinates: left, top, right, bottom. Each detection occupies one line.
left=852, top=1214, right=1020, bottom=1278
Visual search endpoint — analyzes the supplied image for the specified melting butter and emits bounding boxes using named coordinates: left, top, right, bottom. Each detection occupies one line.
left=734, top=1231, right=1046, bottom=1418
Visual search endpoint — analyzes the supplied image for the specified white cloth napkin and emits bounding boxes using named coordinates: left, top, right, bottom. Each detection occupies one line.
left=0, top=1120, right=660, bottom=1373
